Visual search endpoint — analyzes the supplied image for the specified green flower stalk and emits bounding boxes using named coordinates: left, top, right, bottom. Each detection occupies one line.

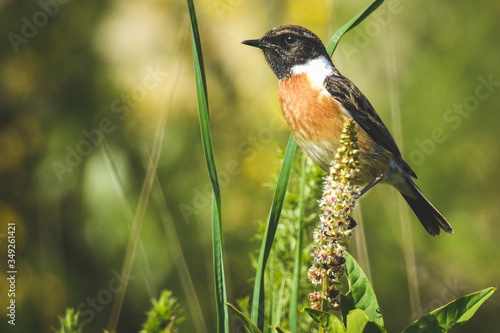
left=308, top=118, right=361, bottom=311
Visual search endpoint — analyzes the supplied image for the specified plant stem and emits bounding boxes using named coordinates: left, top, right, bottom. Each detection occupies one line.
left=321, top=274, right=329, bottom=311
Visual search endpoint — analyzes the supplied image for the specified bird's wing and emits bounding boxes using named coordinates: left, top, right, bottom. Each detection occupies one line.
left=325, top=74, right=417, bottom=178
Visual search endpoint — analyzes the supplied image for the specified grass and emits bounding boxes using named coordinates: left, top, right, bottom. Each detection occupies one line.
left=52, top=0, right=496, bottom=332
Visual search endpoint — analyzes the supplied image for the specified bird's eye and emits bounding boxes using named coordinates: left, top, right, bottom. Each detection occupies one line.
left=285, top=35, right=297, bottom=45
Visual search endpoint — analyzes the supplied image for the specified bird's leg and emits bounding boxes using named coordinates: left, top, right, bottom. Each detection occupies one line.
left=360, top=174, right=384, bottom=196
left=347, top=175, right=384, bottom=230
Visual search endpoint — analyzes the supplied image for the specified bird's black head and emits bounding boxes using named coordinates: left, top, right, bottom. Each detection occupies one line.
left=242, top=25, right=331, bottom=80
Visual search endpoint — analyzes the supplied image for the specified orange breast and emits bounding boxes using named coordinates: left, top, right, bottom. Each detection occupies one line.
left=279, top=73, right=346, bottom=144
left=278, top=73, right=391, bottom=182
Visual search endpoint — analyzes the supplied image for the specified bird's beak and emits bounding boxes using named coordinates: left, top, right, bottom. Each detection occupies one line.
left=242, top=39, right=271, bottom=49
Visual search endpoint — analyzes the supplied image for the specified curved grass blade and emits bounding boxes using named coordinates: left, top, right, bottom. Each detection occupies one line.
left=226, top=303, right=263, bottom=333
left=186, top=0, right=220, bottom=199
left=186, top=0, right=227, bottom=332
left=289, top=153, right=307, bottom=331
left=106, top=17, right=187, bottom=331
left=341, top=252, right=384, bottom=328
left=151, top=173, right=209, bottom=333
left=402, top=287, right=496, bottom=333
left=326, top=0, right=386, bottom=56
left=251, top=136, right=297, bottom=329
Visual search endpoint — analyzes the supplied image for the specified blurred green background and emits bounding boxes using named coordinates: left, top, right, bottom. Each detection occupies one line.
left=1, top=0, right=499, bottom=332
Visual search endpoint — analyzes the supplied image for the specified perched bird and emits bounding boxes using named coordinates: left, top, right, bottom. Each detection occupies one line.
left=243, top=25, right=453, bottom=236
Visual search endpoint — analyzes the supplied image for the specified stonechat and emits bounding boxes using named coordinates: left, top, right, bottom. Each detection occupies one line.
left=243, top=25, right=453, bottom=236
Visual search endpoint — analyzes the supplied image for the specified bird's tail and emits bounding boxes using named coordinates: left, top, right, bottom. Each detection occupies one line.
left=400, top=179, right=454, bottom=236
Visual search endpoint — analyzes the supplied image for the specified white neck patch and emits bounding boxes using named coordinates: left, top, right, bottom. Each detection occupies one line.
left=290, top=56, right=335, bottom=89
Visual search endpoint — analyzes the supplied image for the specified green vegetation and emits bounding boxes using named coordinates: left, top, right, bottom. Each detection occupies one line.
left=2, top=0, right=499, bottom=332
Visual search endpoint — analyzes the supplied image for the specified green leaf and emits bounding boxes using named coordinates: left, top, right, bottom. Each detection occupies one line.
left=303, top=308, right=344, bottom=332
left=363, top=321, right=387, bottom=333
left=345, top=309, right=386, bottom=333
left=346, top=309, right=369, bottom=333
left=342, top=252, right=384, bottom=328
left=303, top=308, right=346, bottom=333
left=402, top=287, right=496, bottom=333
left=251, top=136, right=297, bottom=329
left=226, top=303, right=262, bottom=333
left=289, top=154, right=308, bottom=331
left=326, top=0, right=386, bottom=56
left=186, top=0, right=228, bottom=332
left=186, top=0, right=219, bottom=196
